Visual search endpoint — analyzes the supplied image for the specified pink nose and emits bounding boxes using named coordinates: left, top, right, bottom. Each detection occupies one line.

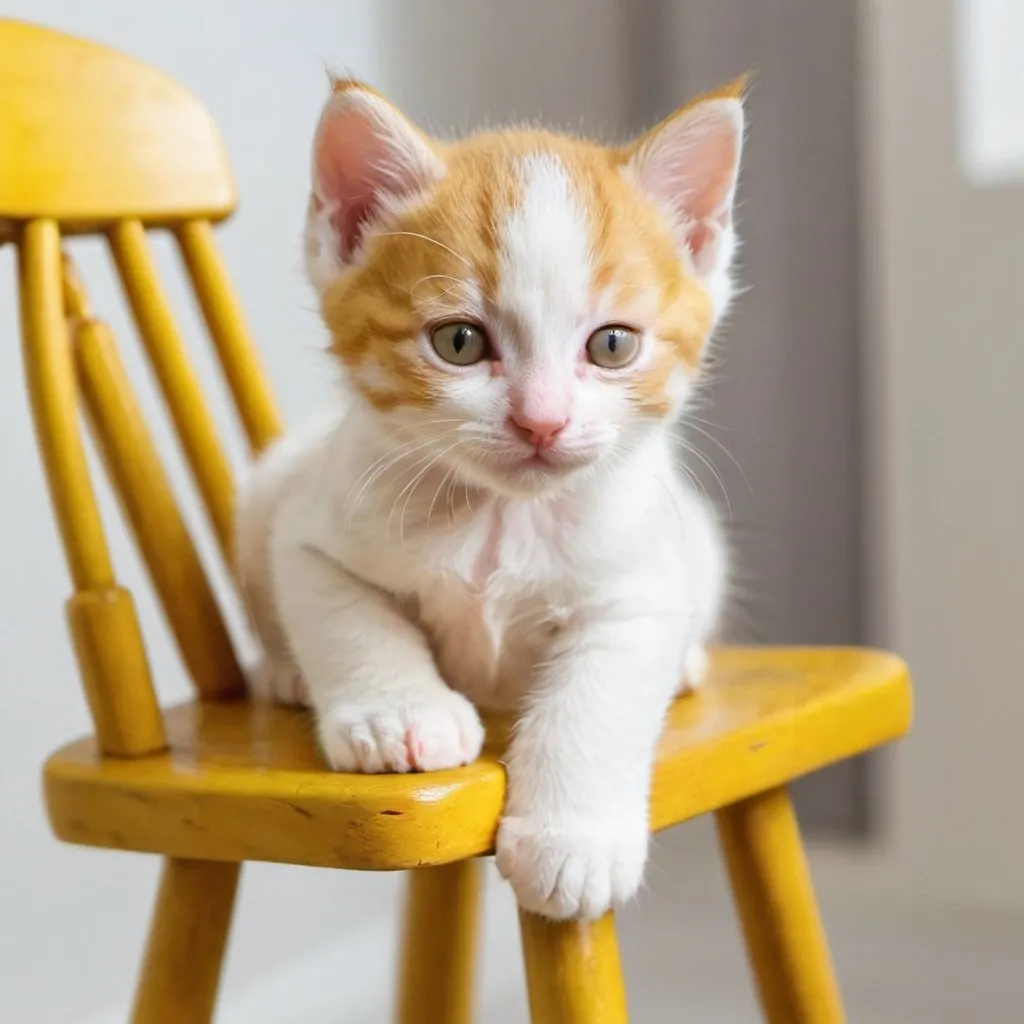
left=510, top=411, right=568, bottom=449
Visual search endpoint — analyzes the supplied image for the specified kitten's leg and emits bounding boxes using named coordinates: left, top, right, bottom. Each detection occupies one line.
left=249, top=657, right=309, bottom=706
left=273, top=542, right=483, bottom=773
left=236, top=435, right=311, bottom=706
left=678, top=643, right=710, bottom=694
left=496, top=612, right=687, bottom=920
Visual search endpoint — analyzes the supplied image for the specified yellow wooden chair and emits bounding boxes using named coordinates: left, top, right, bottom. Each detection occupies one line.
left=2, top=20, right=912, bottom=1024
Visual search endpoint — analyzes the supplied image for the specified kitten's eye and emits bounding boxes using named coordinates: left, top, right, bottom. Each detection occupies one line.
left=431, top=322, right=489, bottom=366
left=586, top=326, right=640, bottom=369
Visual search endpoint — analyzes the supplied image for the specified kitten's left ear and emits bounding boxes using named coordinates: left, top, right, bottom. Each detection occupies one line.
left=625, top=78, right=746, bottom=297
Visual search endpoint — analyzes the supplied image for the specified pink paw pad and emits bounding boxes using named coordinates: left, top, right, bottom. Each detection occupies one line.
left=405, top=727, right=426, bottom=769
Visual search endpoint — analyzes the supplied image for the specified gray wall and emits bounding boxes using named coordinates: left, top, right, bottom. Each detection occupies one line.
left=636, top=1, right=866, bottom=832
left=861, top=0, right=1024, bottom=909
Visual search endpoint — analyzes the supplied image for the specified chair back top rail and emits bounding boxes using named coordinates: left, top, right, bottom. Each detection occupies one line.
left=6, top=22, right=285, bottom=751
left=0, top=19, right=236, bottom=228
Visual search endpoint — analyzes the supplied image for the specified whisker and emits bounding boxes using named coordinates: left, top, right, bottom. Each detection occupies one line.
left=344, top=431, right=463, bottom=534
left=663, top=452, right=715, bottom=510
left=346, top=437, right=438, bottom=525
left=428, top=462, right=457, bottom=525
left=391, top=448, right=451, bottom=550
left=674, top=421, right=752, bottom=495
left=374, top=231, right=473, bottom=269
left=445, top=471, right=457, bottom=525
left=408, top=273, right=475, bottom=303
left=675, top=440, right=733, bottom=521
left=395, top=437, right=471, bottom=547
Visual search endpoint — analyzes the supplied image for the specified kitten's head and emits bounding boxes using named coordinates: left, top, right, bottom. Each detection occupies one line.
left=306, top=78, right=745, bottom=498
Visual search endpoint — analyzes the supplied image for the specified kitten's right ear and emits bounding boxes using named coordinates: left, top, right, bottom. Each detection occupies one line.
left=305, top=79, right=445, bottom=292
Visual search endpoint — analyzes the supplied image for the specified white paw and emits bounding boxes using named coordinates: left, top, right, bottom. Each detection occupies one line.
left=249, top=659, right=310, bottom=706
left=317, top=688, right=484, bottom=773
left=677, top=643, right=710, bottom=695
left=495, top=815, right=648, bottom=920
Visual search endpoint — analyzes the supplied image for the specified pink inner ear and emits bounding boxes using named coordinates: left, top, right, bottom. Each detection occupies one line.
left=315, top=110, right=393, bottom=258
left=679, top=115, right=740, bottom=226
left=634, top=99, right=742, bottom=265
left=335, top=197, right=374, bottom=260
left=687, top=221, right=715, bottom=261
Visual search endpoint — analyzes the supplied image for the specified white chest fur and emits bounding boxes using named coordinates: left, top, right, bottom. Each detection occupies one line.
left=404, top=500, right=582, bottom=709
left=240, top=410, right=725, bottom=712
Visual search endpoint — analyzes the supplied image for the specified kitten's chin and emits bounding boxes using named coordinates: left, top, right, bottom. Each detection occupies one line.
left=457, top=454, right=591, bottom=499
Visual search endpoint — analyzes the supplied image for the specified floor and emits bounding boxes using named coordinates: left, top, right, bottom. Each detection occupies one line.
left=610, top=832, right=1024, bottom=1023
left=202, top=819, right=1024, bottom=1023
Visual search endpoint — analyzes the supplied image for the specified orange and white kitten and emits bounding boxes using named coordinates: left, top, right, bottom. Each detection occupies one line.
left=237, top=79, right=743, bottom=920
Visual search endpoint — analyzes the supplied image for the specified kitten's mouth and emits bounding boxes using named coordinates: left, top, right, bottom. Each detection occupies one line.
left=459, top=443, right=600, bottom=497
left=509, top=446, right=595, bottom=474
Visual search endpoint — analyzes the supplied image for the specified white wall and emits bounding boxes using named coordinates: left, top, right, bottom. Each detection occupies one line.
left=0, top=2, right=631, bottom=1021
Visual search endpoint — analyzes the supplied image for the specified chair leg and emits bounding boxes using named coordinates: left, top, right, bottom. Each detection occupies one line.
left=518, top=910, right=628, bottom=1024
left=396, top=860, right=482, bottom=1024
left=715, top=787, right=844, bottom=1024
left=130, top=858, right=241, bottom=1024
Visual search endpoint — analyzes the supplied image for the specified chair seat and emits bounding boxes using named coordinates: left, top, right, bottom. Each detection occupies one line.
left=44, top=647, right=911, bottom=870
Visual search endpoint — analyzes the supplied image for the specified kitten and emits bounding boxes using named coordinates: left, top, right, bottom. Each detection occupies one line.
left=236, top=78, right=743, bottom=920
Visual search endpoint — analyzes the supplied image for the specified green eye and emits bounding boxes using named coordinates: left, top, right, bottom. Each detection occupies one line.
left=430, top=322, right=489, bottom=366
left=586, top=326, right=640, bottom=369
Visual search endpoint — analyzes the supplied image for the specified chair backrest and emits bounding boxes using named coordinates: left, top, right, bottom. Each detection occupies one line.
left=2, top=20, right=283, bottom=757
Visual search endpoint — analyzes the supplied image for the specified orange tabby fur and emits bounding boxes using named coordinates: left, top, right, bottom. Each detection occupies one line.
left=318, top=79, right=747, bottom=416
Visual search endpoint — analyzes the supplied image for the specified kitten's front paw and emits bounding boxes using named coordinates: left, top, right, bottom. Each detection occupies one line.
left=317, top=688, right=484, bottom=773
left=495, top=814, right=648, bottom=920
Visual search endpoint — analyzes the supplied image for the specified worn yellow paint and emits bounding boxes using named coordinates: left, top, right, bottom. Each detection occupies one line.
left=65, top=587, right=167, bottom=758
left=174, top=220, right=283, bottom=455
left=44, top=648, right=911, bottom=870
left=647, top=646, right=912, bottom=832
left=108, top=219, right=238, bottom=562
left=18, top=219, right=114, bottom=590
left=130, top=858, right=240, bottom=1024
left=519, top=911, right=628, bottom=1023
left=0, top=19, right=234, bottom=230
left=717, top=787, right=845, bottom=1023
left=71, top=300, right=246, bottom=700
left=19, top=221, right=169, bottom=758
left=397, top=862, right=482, bottom=1024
